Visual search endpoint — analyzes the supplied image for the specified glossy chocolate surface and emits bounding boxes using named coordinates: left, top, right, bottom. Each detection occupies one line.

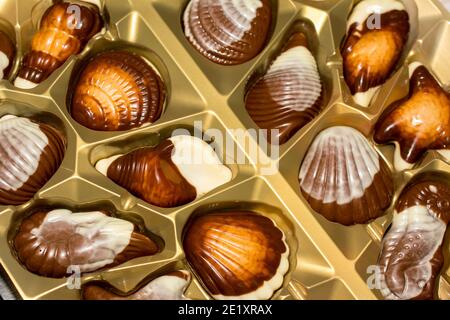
left=71, top=51, right=165, bottom=131
left=0, top=30, right=15, bottom=79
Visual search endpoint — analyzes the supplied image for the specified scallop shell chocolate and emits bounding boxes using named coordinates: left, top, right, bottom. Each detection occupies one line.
left=299, top=126, right=393, bottom=226
left=95, top=135, right=232, bottom=208
left=70, top=51, right=166, bottom=131
left=82, top=271, right=191, bottom=300
left=341, top=0, right=417, bottom=107
left=183, top=0, right=272, bottom=65
left=0, top=115, right=66, bottom=205
left=14, top=208, right=159, bottom=278
left=183, top=210, right=289, bottom=300
left=14, top=1, right=103, bottom=89
left=377, top=178, right=450, bottom=300
left=245, top=31, right=323, bottom=145
left=374, top=63, right=450, bottom=171
left=0, top=30, right=15, bottom=79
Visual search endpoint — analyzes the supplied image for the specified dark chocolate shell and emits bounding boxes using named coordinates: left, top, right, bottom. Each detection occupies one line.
left=183, top=211, right=289, bottom=300
left=95, top=135, right=232, bottom=208
left=341, top=0, right=410, bottom=107
left=0, top=115, right=66, bottom=205
left=71, top=51, right=166, bottom=131
left=374, top=64, right=450, bottom=171
left=245, top=32, right=323, bottom=145
left=183, top=0, right=272, bottom=65
left=299, top=126, right=393, bottom=225
left=14, top=209, right=158, bottom=278
left=0, top=30, right=15, bottom=79
left=378, top=179, right=450, bottom=300
left=82, top=271, right=191, bottom=300
left=15, top=2, right=103, bottom=88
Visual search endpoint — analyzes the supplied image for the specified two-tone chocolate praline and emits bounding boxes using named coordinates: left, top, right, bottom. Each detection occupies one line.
left=299, top=126, right=394, bottom=225
left=15, top=1, right=103, bottom=89
left=70, top=51, right=166, bottom=131
left=95, top=135, right=232, bottom=208
left=14, top=208, right=159, bottom=278
left=341, top=0, right=415, bottom=107
left=183, top=0, right=272, bottom=65
left=0, top=30, right=15, bottom=79
left=374, top=63, right=450, bottom=171
left=0, top=115, right=66, bottom=205
left=245, top=31, right=323, bottom=145
left=183, top=210, right=289, bottom=300
left=377, top=178, right=450, bottom=300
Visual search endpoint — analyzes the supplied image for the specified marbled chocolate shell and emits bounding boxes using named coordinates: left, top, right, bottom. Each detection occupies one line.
left=15, top=2, right=103, bottom=89
left=299, top=126, right=393, bottom=225
left=378, top=179, right=450, bottom=300
left=245, top=32, right=323, bottom=145
left=14, top=209, right=159, bottom=278
left=83, top=271, right=191, bottom=300
left=183, top=211, right=289, bottom=300
left=374, top=63, right=450, bottom=171
left=71, top=51, right=165, bottom=131
left=0, top=115, right=66, bottom=205
left=0, top=30, right=15, bottom=79
left=341, top=0, right=412, bottom=107
left=183, top=0, right=272, bottom=65
left=95, top=135, right=232, bottom=208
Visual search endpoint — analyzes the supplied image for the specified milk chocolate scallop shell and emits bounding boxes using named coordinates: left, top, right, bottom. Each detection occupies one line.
left=183, top=0, right=272, bottom=65
left=95, top=135, right=232, bottom=208
left=245, top=31, right=323, bottom=145
left=377, top=178, right=450, bottom=300
left=183, top=210, right=289, bottom=300
left=15, top=1, right=103, bottom=89
left=374, top=63, right=450, bottom=171
left=341, top=0, right=417, bottom=107
left=14, top=208, right=159, bottom=278
left=82, top=271, right=191, bottom=300
left=0, top=115, right=66, bottom=205
left=70, top=51, right=166, bottom=131
left=0, top=30, right=15, bottom=79
left=299, top=126, right=394, bottom=226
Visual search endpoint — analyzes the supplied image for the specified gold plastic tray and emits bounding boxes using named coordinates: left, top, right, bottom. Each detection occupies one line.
left=0, top=0, right=449, bottom=300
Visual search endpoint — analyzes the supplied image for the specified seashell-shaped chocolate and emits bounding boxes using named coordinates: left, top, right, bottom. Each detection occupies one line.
left=0, top=115, right=66, bottom=205
left=341, top=0, right=413, bottom=107
left=14, top=2, right=103, bottom=89
left=245, top=31, right=323, bottom=145
left=82, top=271, right=191, bottom=300
left=183, top=211, right=289, bottom=300
left=14, top=209, right=159, bottom=278
left=183, top=0, right=272, bottom=65
left=0, top=30, right=15, bottom=79
left=378, top=178, right=450, bottom=300
left=374, top=63, right=450, bottom=171
left=299, top=126, right=393, bottom=225
left=70, top=51, right=166, bottom=131
left=95, top=135, right=232, bottom=208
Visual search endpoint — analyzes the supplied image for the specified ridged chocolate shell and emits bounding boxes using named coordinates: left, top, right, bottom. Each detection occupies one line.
left=15, top=2, right=102, bottom=88
left=71, top=51, right=165, bottom=131
left=378, top=179, right=450, bottom=300
left=96, top=136, right=232, bottom=208
left=183, top=211, right=289, bottom=300
left=0, top=115, right=66, bottom=205
left=183, top=0, right=272, bottom=65
left=341, top=0, right=410, bottom=107
left=245, top=32, right=323, bottom=145
left=14, top=209, right=158, bottom=278
left=299, top=126, right=393, bottom=225
left=374, top=64, right=450, bottom=171
left=0, top=30, right=15, bottom=79
left=82, top=271, right=191, bottom=300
